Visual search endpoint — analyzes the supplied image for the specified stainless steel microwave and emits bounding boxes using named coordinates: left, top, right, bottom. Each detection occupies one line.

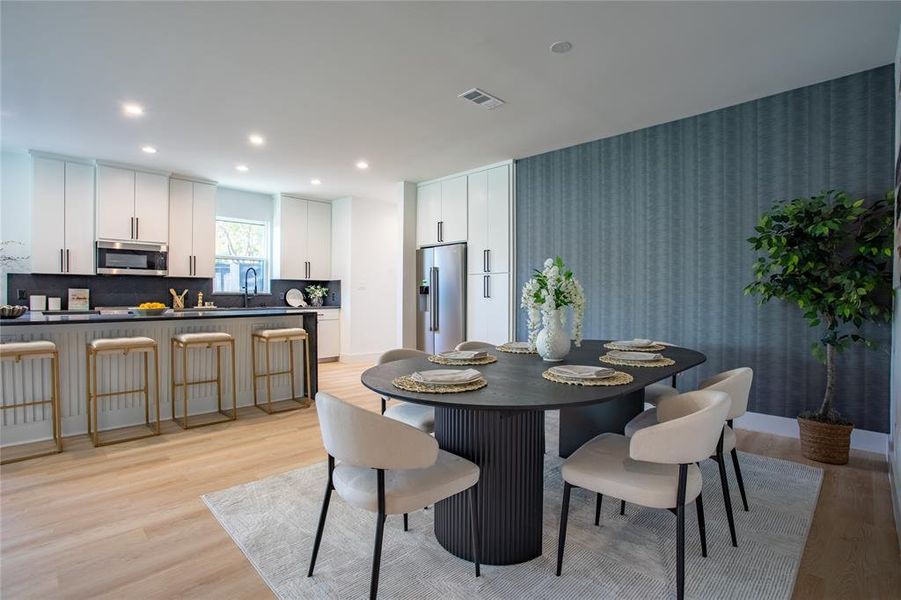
left=96, top=241, right=168, bottom=276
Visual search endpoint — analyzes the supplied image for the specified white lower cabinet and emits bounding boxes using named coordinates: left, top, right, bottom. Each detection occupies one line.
left=316, top=310, right=340, bottom=360
left=466, top=273, right=509, bottom=345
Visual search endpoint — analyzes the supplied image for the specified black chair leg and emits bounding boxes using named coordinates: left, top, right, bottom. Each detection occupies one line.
left=380, top=397, right=386, bottom=415
left=556, top=482, right=572, bottom=576
left=403, top=513, right=408, bottom=532
left=594, top=493, right=603, bottom=526
left=676, top=464, right=687, bottom=600
left=308, top=456, right=334, bottom=577
left=730, top=448, right=750, bottom=511
left=620, top=499, right=626, bottom=516
left=716, top=451, right=738, bottom=547
left=468, top=486, right=481, bottom=577
left=370, top=470, right=387, bottom=600
left=695, top=491, right=707, bottom=558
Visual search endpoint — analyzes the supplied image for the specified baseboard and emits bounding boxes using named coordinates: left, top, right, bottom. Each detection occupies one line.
left=734, top=411, right=889, bottom=455
left=338, top=352, right=381, bottom=364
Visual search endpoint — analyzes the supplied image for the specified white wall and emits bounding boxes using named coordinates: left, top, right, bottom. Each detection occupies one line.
left=331, top=195, right=400, bottom=362
left=0, top=150, right=33, bottom=302
left=216, top=187, right=274, bottom=224
left=890, top=23, right=901, bottom=552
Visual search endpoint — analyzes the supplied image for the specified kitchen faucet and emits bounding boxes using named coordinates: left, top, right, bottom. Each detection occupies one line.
left=243, top=267, right=258, bottom=308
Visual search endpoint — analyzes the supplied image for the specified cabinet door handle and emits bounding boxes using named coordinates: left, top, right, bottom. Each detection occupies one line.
left=483, top=274, right=489, bottom=298
left=135, top=217, right=139, bottom=239
left=66, top=249, right=70, bottom=273
left=130, top=217, right=134, bottom=239
left=438, top=221, right=444, bottom=243
left=193, top=255, right=197, bottom=275
left=483, top=249, right=489, bottom=272
left=59, top=248, right=64, bottom=272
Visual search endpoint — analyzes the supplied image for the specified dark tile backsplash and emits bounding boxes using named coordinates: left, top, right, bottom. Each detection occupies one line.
left=5, top=273, right=341, bottom=310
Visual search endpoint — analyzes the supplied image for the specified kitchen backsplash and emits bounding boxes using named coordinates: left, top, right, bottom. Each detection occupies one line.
left=4, top=273, right=341, bottom=310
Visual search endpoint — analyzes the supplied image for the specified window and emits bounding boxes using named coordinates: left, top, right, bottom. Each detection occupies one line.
left=214, top=218, right=270, bottom=293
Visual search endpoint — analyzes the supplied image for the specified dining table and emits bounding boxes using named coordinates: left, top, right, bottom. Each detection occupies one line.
left=360, top=339, right=706, bottom=566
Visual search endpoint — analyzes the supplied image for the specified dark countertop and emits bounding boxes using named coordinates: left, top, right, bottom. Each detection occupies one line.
left=361, top=340, right=706, bottom=411
left=0, top=307, right=328, bottom=327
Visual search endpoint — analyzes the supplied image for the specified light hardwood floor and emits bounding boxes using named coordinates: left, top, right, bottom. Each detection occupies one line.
left=1, top=361, right=898, bottom=599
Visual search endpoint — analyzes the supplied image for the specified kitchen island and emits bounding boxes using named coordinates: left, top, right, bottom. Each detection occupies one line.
left=0, top=308, right=320, bottom=445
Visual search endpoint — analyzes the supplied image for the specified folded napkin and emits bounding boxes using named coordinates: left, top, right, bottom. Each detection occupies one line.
left=439, top=350, right=488, bottom=360
left=608, top=350, right=662, bottom=361
left=614, top=338, right=653, bottom=347
left=551, top=365, right=615, bottom=379
left=412, top=369, right=482, bottom=384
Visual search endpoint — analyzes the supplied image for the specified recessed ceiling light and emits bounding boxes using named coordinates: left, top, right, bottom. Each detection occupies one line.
left=550, top=41, right=573, bottom=54
left=235, top=164, right=249, bottom=172
left=311, top=178, right=321, bottom=185
left=248, top=134, right=265, bottom=146
left=123, top=103, right=144, bottom=116
left=356, top=160, right=369, bottom=170
left=141, top=145, right=157, bottom=154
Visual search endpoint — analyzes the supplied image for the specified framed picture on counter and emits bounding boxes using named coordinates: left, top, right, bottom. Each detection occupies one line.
left=68, top=288, right=90, bottom=311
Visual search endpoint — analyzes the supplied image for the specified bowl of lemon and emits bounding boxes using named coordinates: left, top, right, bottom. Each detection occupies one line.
left=133, top=302, right=168, bottom=316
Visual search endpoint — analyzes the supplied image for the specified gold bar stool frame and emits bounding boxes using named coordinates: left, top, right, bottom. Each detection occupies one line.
left=85, top=337, right=161, bottom=447
left=170, top=332, right=237, bottom=429
left=251, top=327, right=313, bottom=414
left=0, top=341, right=63, bottom=463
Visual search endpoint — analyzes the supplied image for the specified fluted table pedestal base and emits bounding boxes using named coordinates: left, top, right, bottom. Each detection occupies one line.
left=434, top=407, right=545, bottom=565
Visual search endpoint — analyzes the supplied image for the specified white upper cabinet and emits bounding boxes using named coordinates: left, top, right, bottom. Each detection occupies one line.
left=466, top=171, right=488, bottom=274
left=167, top=178, right=216, bottom=278
left=31, top=155, right=95, bottom=275
left=416, top=175, right=468, bottom=247
left=134, top=171, right=169, bottom=243
left=97, top=165, right=169, bottom=243
left=278, top=196, right=331, bottom=280
left=466, top=164, right=510, bottom=274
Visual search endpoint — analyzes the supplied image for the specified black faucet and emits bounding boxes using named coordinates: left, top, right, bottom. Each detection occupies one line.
left=243, top=267, right=258, bottom=308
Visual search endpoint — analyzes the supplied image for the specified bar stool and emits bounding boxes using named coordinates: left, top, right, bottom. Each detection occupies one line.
left=170, top=332, right=237, bottom=429
left=86, top=337, right=161, bottom=447
left=251, top=327, right=312, bottom=414
left=0, top=341, right=63, bottom=463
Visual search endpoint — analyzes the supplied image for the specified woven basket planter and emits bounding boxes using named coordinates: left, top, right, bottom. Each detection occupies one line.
left=797, top=417, right=853, bottom=465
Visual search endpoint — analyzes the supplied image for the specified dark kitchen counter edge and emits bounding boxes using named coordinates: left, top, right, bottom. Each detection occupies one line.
left=0, top=307, right=336, bottom=327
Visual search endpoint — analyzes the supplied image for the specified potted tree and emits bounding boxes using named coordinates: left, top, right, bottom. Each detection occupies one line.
left=746, top=190, right=894, bottom=465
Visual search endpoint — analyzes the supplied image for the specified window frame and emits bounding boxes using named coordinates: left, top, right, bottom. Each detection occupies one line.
left=213, top=216, right=271, bottom=294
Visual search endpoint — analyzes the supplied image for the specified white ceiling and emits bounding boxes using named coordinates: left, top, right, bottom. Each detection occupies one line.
left=3, top=1, right=900, bottom=202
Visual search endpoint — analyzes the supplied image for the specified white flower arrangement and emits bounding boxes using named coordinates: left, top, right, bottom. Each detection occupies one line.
left=520, top=256, right=586, bottom=347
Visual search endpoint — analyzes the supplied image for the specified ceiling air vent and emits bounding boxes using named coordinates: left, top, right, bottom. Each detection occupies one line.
left=458, top=88, right=505, bottom=110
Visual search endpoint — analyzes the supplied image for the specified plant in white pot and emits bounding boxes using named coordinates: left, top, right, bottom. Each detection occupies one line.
left=745, top=190, right=894, bottom=464
left=521, top=257, right=586, bottom=362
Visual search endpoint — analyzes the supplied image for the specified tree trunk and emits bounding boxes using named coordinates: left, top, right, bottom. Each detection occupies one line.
left=818, top=342, right=837, bottom=421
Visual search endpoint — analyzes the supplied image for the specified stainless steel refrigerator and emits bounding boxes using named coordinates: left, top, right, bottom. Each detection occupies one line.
left=417, top=243, right=466, bottom=354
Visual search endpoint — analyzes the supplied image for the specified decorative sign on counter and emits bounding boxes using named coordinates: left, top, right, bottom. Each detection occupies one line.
left=67, top=288, right=90, bottom=311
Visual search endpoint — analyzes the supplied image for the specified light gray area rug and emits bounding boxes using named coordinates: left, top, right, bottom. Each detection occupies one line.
left=203, top=416, right=822, bottom=599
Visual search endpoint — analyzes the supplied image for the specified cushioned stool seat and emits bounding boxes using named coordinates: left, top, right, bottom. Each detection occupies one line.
left=256, top=327, right=306, bottom=339
left=173, top=332, right=233, bottom=345
left=90, top=336, right=156, bottom=352
left=0, top=340, right=57, bottom=356
left=383, top=402, right=435, bottom=433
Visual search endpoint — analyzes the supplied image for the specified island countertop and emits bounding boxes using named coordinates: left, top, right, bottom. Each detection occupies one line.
left=0, top=306, right=337, bottom=327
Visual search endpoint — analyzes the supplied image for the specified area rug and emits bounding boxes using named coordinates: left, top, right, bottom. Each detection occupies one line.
left=203, top=415, right=822, bottom=599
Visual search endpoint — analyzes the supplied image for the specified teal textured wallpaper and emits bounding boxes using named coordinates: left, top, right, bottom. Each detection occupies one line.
left=515, top=65, right=894, bottom=432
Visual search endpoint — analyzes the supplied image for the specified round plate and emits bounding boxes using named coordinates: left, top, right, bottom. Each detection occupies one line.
left=285, top=288, right=305, bottom=307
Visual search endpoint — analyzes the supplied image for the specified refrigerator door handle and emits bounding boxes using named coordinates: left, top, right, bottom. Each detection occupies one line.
left=430, top=266, right=439, bottom=331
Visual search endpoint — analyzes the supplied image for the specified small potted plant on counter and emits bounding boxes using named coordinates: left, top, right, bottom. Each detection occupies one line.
left=745, top=189, right=894, bottom=464
left=305, top=284, right=329, bottom=308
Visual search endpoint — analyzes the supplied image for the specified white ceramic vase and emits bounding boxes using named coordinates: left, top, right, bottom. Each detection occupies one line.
left=536, top=309, right=571, bottom=362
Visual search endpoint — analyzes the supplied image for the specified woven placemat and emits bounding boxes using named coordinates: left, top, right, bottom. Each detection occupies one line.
left=428, top=354, right=498, bottom=366
left=496, top=343, right=536, bottom=354
left=599, top=354, right=675, bottom=368
left=603, top=342, right=667, bottom=352
left=542, top=370, right=634, bottom=386
left=392, top=375, right=487, bottom=394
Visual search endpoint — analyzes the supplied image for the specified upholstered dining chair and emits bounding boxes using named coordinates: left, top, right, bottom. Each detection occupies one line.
left=556, top=390, right=730, bottom=600
left=308, top=392, right=481, bottom=600
left=624, top=367, right=754, bottom=547
left=455, top=340, right=495, bottom=351
left=376, top=348, right=434, bottom=433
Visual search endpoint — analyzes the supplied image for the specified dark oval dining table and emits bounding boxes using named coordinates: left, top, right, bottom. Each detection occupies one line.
left=360, top=339, right=706, bottom=566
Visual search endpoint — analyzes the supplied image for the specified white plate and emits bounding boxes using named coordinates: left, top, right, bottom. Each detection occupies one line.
left=439, top=350, right=488, bottom=360
left=285, top=288, right=306, bottom=308
left=612, top=339, right=654, bottom=348
left=411, top=369, right=483, bottom=385
left=607, top=350, right=662, bottom=361
left=549, top=365, right=616, bottom=380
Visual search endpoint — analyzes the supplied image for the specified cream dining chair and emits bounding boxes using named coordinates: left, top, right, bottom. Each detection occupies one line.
left=624, top=367, right=754, bottom=547
left=556, top=390, right=730, bottom=600
left=308, top=392, right=481, bottom=600
left=376, top=348, right=435, bottom=433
